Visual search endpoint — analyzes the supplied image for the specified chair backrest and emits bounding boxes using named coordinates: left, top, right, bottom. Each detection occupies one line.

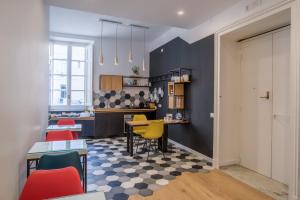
left=46, top=130, right=74, bottom=142
left=133, top=115, right=148, bottom=132
left=133, top=114, right=147, bottom=121
left=37, top=151, right=83, bottom=180
left=57, top=119, right=76, bottom=125
left=143, top=120, right=164, bottom=139
left=19, top=167, right=83, bottom=200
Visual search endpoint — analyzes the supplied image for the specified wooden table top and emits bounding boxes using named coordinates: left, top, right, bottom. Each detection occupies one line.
left=126, top=119, right=190, bottom=126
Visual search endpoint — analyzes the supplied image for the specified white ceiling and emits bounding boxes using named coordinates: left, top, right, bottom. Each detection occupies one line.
left=46, top=0, right=240, bottom=29
left=49, top=6, right=170, bottom=41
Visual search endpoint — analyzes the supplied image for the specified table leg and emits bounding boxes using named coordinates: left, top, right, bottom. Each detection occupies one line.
left=83, top=155, right=87, bottom=193
left=126, top=124, right=130, bottom=153
left=130, top=126, right=133, bottom=156
left=27, top=160, right=30, bottom=177
left=162, top=125, right=168, bottom=152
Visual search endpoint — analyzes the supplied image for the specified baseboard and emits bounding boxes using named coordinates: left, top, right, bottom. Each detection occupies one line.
left=168, top=139, right=212, bottom=162
left=219, top=159, right=240, bottom=167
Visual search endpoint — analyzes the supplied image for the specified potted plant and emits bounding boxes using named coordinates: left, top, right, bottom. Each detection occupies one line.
left=132, top=65, right=140, bottom=76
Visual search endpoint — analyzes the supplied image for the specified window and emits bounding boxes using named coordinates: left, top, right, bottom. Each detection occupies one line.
left=49, top=40, right=93, bottom=110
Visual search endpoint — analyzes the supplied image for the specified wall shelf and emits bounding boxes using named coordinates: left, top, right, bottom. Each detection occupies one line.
left=122, top=76, right=150, bottom=88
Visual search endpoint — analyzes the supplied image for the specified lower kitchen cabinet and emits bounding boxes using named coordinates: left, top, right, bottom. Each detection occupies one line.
left=95, top=112, right=124, bottom=138
left=94, top=111, right=156, bottom=138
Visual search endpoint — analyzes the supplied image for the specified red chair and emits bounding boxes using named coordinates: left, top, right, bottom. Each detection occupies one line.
left=20, top=167, right=83, bottom=200
left=46, top=130, right=74, bottom=141
left=57, top=119, right=79, bottom=139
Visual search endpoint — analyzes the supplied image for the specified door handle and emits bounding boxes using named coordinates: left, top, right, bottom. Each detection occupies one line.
left=260, top=91, right=270, bottom=100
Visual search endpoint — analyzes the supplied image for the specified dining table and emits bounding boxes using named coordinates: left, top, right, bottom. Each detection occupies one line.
left=46, top=124, right=82, bottom=132
left=26, top=139, right=88, bottom=192
left=125, top=119, right=190, bottom=156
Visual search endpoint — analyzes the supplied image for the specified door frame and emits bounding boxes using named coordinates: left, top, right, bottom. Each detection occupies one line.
left=213, top=1, right=300, bottom=199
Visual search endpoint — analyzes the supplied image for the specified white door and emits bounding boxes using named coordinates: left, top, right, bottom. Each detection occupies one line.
left=240, top=34, right=273, bottom=177
left=272, top=28, right=290, bottom=184
left=240, top=28, right=290, bottom=184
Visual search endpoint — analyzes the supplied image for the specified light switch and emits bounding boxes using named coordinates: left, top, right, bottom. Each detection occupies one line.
left=210, top=113, right=214, bottom=118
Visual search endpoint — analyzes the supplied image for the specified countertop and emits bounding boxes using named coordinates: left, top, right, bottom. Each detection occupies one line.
left=95, top=108, right=157, bottom=113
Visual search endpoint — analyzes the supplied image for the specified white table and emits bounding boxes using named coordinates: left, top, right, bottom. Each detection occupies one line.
left=46, top=124, right=82, bottom=132
left=26, top=140, right=88, bottom=192
left=52, top=192, right=106, bottom=200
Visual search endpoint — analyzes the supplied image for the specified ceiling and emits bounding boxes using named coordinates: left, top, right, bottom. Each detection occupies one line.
left=46, top=0, right=240, bottom=29
left=49, top=6, right=170, bottom=41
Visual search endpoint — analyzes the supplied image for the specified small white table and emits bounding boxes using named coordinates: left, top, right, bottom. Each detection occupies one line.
left=26, top=140, right=88, bottom=192
left=52, top=192, right=106, bottom=200
left=46, top=124, right=82, bottom=132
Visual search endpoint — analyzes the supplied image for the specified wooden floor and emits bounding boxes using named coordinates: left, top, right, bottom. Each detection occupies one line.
left=129, top=170, right=273, bottom=200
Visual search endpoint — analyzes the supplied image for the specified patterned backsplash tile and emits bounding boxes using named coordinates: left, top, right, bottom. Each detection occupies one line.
left=93, top=89, right=149, bottom=109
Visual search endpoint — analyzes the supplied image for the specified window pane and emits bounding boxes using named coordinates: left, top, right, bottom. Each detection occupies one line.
left=71, top=76, right=84, bottom=90
left=51, top=75, right=67, bottom=90
left=51, top=90, right=67, bottom=105
left=72, top=61, right=85, bottom=76
left=72, top=46, right=85, bottom=61
left=53, top=60, right=67, bottom=75
left=71, top=91, right=84, bottom=105
left=53, top=44, right=67, bottom=59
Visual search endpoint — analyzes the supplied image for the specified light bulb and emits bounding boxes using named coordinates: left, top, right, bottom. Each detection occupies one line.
left=99, top=52, right=104, bottom=66
left=114, top=56, right=119, bottom=66
left=128, top=52, right=133, bottom=63
left=142, top=59, right=145, bottom=71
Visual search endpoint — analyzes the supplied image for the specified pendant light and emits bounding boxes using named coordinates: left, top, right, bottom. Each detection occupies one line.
left=128, top=25, right=133, bottom=63
left=114, top=23, right=119, bottom=66
left=142, top=28, right=146, bottom=71
left=99, top=20, right=104, bottom=66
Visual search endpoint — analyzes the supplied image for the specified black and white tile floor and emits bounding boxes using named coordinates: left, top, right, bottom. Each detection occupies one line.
left=86, top=138, right=212, bottom=200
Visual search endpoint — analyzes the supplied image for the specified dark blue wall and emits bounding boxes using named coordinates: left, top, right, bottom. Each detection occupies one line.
left=150, top=35, right=214, bottom=158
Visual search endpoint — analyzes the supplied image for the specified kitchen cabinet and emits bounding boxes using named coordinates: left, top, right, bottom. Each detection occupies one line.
left=100, top=75, right=122, bottom=91
left=94, top=110, right=156, bottom=138
left=95, top=112, right=123, bottom=138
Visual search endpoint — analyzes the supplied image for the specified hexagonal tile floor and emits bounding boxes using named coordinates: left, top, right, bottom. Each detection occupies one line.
left=86, top=137, right=212, bottom=200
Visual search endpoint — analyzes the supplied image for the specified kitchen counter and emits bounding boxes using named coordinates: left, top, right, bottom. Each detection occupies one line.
left=94, top=108, right=156, bottom=138
left=95, top=108, right=157, bottom=113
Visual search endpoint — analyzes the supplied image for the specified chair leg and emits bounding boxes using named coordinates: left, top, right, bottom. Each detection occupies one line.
left=160, top=138, right=165, bottom=159
left=136, top=136, right=142, bottom=153
left=146, top=140, right=150, bottom=161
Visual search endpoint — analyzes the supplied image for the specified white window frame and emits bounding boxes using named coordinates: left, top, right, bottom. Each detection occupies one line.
left=49, top=39, right=93, bottom=111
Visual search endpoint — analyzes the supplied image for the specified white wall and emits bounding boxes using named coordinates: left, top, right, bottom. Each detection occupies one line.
left=93, top=38, right=149, bottom=93
left=50, top=33, right=150, bottom=94
left=219, top=37, right=241, bottom=166
left=0, top=1, right=49, bottom=199
left=149, top=0, right=291, bottom=50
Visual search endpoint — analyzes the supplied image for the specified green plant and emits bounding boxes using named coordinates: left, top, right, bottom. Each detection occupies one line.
left=132, top=65, right=140, bottom=75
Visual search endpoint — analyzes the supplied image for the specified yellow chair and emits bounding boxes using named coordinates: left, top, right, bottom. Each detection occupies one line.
left=141, top=120, right=165, bottom=160
left=132, top=114, right=147, bottom=135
